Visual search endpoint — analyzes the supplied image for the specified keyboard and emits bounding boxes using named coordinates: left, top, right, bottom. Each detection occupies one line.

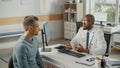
left=58, top=49, right=85, bottom=58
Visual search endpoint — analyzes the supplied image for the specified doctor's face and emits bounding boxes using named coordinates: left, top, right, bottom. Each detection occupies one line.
left=82, top=16, right=93, bottom=30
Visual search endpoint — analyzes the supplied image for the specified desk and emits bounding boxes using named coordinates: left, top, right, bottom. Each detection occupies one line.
left=95, top=25, right=120, bottom=54
left=39, top=44, right=119, bottom=68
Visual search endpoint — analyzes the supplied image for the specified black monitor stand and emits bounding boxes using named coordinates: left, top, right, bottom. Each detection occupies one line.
left=41, top=29, right=45, bottom=52
left=41, top=28, right=51, bottom=52
left=100, top=21, right=104, bottom=26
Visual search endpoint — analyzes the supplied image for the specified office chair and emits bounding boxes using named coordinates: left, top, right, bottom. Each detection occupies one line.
left=76, top=22, right=82, bottom=33
left=8, top=56, right=14, bottom=68
left=104, top=33, right=111, bottom=57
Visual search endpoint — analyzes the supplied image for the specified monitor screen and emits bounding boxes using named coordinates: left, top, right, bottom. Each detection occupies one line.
left=95, top=12, right=107, bottom=22
left=43, top=22, right=50, bottom=46
left=40, top=22, right=51, bottom=52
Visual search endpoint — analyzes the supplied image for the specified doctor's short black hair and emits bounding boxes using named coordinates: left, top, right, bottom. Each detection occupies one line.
left=85, top=14, right=95, bottom=24
left=23, top=15, right=39, bottom=31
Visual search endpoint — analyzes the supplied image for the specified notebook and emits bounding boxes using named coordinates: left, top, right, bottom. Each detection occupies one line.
left=108, top=61, right=120, bottom=66
left=75, top=57, right=95, bottom=66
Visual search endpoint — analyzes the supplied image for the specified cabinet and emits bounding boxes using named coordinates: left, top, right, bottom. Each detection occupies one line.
left=63, top=3, right=83, bottom=39
left=113, top=33, right=120, bottom=50
left=43, top=59, right=64, bottom=68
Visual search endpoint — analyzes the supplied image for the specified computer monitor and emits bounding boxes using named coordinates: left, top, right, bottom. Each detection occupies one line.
left=41, top=22, right=51, bottom=52
left=95, top=12, right=107, bottom=22
left=94, top=12, right=107, bottom=26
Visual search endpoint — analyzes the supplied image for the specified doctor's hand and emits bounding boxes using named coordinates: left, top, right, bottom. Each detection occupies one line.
left=66, top=40, right=72, bottom=50
left=74, top=44, right=84, bottom=52
left=74, top=44, right=89, bottom=54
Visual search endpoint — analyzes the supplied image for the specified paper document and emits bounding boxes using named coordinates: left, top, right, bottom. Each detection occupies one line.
left=75, top=57, right=95, bottom=66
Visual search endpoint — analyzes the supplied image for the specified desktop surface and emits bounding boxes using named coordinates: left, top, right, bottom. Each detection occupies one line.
left=39, top=44, right=119, bottom=68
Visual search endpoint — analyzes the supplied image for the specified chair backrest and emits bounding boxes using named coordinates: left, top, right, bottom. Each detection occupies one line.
left=8, top=56, right=14, bottom=68
left=76, top=22, right=82, bottom=33
left=104, top=33, right=111, bottom=57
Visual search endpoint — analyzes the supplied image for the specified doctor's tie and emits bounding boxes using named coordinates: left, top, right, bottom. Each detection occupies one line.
left=86, top=32, right=89, bottom=49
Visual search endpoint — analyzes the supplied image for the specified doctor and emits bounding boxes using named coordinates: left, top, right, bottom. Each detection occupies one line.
left=66, top=14, right=106, bottom=55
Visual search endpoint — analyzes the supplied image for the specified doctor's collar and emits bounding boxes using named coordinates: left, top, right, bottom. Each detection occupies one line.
left=87, top=25, right=95, bottom=33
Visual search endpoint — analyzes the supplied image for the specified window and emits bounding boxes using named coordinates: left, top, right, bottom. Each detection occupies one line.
left=86, top=0, right=120, bottom=25
left=119, top=0, right=120, bottom=23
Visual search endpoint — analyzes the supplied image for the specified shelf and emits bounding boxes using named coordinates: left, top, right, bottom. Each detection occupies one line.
left=71, top=11, right=77, bottom=13
left=64, top=21, right=69, bottom=22
left=0, top=31, right=23, bottom=38
left=65, top=3, right=77, bottom=4
left=112, top=46, right=120, bottom=50
left=64, top=11, right=70, bottom=13
left=63, top=3, right=83, bottom=39
left=112, top=42, right=120, bottom=50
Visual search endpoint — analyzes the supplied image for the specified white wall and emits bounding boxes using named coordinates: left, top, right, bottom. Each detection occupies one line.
left=0, top=0, right=40, bottom=18
left=0, top=0, right=71, bottom=62
left=0, top=0, right=69, bottom=40
left=40, top=0, right=67, bottom=15
left=0, top=0, right=68, bottom=17
left=49, top=20, right=64, bottom=40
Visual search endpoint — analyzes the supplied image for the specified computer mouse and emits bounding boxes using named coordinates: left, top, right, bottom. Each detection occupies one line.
left=55, top=46, right=66, bottom=49
left=107, top=23, right=112, bottom=26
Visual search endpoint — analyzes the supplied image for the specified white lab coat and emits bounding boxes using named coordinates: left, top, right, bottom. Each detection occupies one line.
left=70, top=26, right=106, bottom=55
